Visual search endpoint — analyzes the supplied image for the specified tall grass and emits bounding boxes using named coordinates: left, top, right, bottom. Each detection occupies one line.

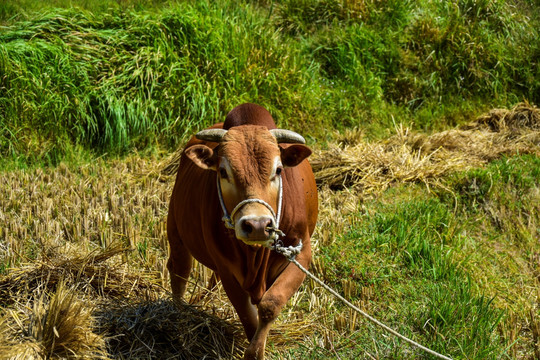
left=1, top=0, right=539, bottom=166
left=0, top=2, right=320, bottom=165
left=278, top=0, right=540, bottom=102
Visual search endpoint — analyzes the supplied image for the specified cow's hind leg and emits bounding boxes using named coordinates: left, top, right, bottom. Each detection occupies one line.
left=167, top=218, right=192, bottom=302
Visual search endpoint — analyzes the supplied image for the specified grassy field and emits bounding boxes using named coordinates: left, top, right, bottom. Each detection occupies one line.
left=1, top=0, right=540, bottom=359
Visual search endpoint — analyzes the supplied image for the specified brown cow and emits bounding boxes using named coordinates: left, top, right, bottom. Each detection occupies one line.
left=167, top=103, right=318, bottom=359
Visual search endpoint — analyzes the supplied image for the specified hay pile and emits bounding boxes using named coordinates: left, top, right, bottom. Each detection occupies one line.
left=0, top=281, right=106, bottom=360
left=0, top=247, right=161, bottom=306
left=470, top=102, right=540, bottom=132
left=312, top=102, right=540, bottom=192
left=0, top=247, right=247, bottom=360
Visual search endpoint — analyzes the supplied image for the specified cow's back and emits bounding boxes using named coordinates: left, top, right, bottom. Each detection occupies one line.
left=223, top=103, right=277, bottom=130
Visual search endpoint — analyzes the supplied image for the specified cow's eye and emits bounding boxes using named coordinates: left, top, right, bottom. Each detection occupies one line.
left=219, top=168, right=228, bottom=180
left=275, top=167, right=283, bottom=176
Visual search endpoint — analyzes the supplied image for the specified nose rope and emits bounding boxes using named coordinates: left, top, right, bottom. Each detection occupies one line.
left=216, top=173, right=284, bottom=242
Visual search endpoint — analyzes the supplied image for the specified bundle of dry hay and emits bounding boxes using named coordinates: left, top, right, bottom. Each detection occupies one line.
left=311, top=102, right=540, bottom=192
left=0, top=281, right=107, bottom=360
left=468, top=101, right=540, bottom=132
left=0, top=247, right=247, bottom=359
left=0, top=246, right=162, bottom=306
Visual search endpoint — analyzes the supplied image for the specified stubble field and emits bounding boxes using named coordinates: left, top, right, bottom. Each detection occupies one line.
left=1, top=104, right=539, bottom=359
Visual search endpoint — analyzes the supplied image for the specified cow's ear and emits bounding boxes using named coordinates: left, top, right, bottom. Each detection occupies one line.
left=280, top=144, right=312, bottom=167
left=185, top=144, right=218, bottom=170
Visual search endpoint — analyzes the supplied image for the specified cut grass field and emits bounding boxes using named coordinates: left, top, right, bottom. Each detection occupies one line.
left=0, top=106, right=538, bottom=359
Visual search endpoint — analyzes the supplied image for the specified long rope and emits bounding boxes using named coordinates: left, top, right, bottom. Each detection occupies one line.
left=273, top=242, right=453, bottom=360
left=215, top=172, right=451, bottom=359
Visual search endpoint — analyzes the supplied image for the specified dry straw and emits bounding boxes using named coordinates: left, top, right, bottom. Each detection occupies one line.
left=0, top=281, right=107, bottom=360
left=95, top=298, right=246, bottom=359
left=0, top=246, right=162, bottom=306
left=0, top=247, right=248, bottom=360
left=311, top=102, right=540, bottom=193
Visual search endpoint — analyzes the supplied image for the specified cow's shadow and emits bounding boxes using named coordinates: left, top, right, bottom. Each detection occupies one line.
left=94, top=298, right=246, bottom=359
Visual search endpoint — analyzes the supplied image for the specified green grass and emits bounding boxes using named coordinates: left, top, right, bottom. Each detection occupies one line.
left=0, top=1, right=322, bottom=165
left=1, top=0, right=539, bottom=167
left=281, top=154, right=539, bottom=359
left=316, top=198, right=497, bottom=358
left=441, top=154, right=540, bottom=245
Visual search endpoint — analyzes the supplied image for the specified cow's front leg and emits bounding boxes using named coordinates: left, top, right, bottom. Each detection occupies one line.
left=244, top=238, right=312, bottom=360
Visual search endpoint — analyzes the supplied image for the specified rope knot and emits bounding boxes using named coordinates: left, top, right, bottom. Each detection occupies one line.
left=272, top=239, right=303, bottom=260
left=222, top=215, right=234, bottom=230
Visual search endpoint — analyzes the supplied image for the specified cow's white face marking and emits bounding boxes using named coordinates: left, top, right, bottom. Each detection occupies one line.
left=270, top=156, right=283, bottom=182
left=218, top=157, right=232, bottom=180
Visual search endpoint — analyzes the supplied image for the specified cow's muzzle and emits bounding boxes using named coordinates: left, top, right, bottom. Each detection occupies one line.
left=236, top=215, right=275, bottom=245
left=217, top=174, right=285, bottom=247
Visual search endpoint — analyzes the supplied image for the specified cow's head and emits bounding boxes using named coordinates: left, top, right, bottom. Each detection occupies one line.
left=185, top=125, right=311, bottom=246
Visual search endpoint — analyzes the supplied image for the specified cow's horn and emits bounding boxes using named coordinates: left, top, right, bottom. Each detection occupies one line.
left=195, top=129, right=228, bottom=142
left=270, top=129, right=306, bottom=144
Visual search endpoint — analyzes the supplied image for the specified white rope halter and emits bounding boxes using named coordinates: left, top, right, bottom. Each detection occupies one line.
left=216, top=173, right=285, bottom=244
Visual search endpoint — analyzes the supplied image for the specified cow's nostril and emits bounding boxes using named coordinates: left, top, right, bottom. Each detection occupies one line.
left=241, top=220, right=253, bottom=234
